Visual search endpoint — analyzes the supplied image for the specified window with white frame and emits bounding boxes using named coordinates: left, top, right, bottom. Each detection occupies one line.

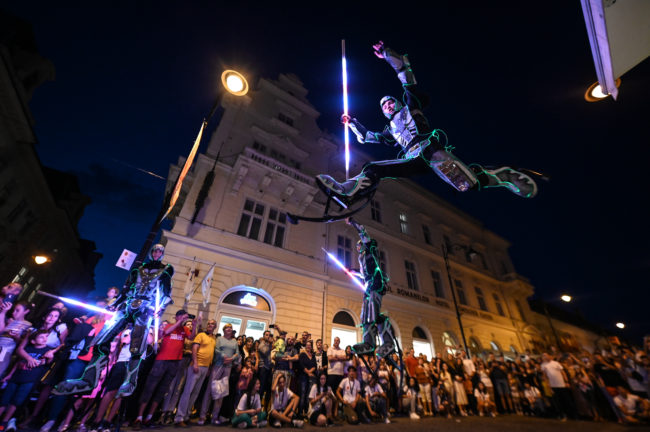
left=263, top=207, right=287, bottom=248
left=422, top=225, right=432, bottom=245
left=455, top=279, right=467, bottom=305
left=475, top=286, right=489, bottom=311
left=492, top=293, right=505, bottom=316
left=431, top=270, right=445, bottom=298
left=237, top=199, right=265, bottom=240
left=370, top=200, right=382, bottom=223
left=404, top=260, right=419, bottom=290
left=237, top=199, right=287, bottom=248
left=399, top=213, right=408, bottom=234
left=337, top=235, right=353, bottom=269
left=442, top=331, right=459, bottom=355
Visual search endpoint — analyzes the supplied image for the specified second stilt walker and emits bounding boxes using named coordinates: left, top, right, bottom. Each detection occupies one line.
left=347, top=218, right=397, bottom=359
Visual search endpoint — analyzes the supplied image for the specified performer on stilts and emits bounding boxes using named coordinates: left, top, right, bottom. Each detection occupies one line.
left=316, top=41, right=538, bottom=205
left=54, top=244, right=174, bottom=398
left=347, top=218, right=397, bottom=359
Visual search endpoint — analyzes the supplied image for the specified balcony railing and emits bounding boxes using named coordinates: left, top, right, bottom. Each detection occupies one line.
left=244, top=148, right=313, bottom=186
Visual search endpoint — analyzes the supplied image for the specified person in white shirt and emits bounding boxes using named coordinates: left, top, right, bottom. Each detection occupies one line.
left=337, top=366, right=370, bottom=424
left=402, top=376, right=421, bottom=420
left=474, top=382, right=496, bottom=417
left=231, top=378, right=267, bottom=428
left=613, top=386, right=650, bottom=423
left=522, top=382, right=545, bottom=416
left=365, top=375, right=389, bottom=423
left=540, top=353, right=574, bottom=420
left=308, top=372, right=336, bottom=426
left=269, top=373, right=303, bottom=428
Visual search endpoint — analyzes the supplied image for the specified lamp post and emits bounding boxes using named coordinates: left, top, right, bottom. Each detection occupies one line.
left=441, top=243, right=478, bottom=358
left=131, top=69, right=249, bottom=270
left=541, top=294, right=572, bottom=349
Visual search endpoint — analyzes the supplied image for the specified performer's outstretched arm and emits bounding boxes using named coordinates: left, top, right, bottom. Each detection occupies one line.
left=373, top=41, right=429, bottom=111
left=343, top=115, right=395, bottom=146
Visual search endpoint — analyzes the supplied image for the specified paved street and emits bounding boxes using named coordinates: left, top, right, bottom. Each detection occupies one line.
left=101, top=416, right=640, bottom=432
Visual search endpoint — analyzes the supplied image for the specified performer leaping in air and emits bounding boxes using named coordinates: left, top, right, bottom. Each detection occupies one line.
left=316, top=41, right=538, bottom=205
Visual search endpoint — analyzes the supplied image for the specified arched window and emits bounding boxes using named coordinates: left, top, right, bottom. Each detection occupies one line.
left=490, top=341, right=501, bottom=354
left=442, top=331, right=459, bottom=356
left=504, top=344, right=518, bottom=361
left=412, top=326, right=433, bottom=359
left=332, top=310, right=358, bottom=349
left=469, top=337, right=483, bottom=358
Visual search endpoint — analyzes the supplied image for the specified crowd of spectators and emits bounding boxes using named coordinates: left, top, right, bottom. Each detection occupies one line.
left=0, top=281, right=649, bottom=432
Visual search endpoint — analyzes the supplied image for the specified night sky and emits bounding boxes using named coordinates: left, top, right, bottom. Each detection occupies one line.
left=5, top=2, right=649, bottom=342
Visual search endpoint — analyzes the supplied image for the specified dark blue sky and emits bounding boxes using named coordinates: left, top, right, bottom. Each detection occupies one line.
left=5, top=2, right=649, bottom=342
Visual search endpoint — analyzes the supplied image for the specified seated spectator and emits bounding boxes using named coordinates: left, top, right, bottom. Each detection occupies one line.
left=475, top=381, right=496, bottom=417
left=308, top=372, right=336, bottom=426
left=0, top=330, right=51, bottom=431
left=269, top=373, right=303, bottom=428
left=337, top=365, right=370, bottom=424
left=613, top=386, right=650, bottom=423
left=402, top=376, right=421, bottom=420
left=435, top=382, right=453, bottom=418
left=365, top=375, right=390, bottom=423
left=522, top=382, right=545, bottom=416
left=232, top=378, right=267, bottom=428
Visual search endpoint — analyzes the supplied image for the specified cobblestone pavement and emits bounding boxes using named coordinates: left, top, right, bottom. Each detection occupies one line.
left=85, top=415, right=640, bottom=432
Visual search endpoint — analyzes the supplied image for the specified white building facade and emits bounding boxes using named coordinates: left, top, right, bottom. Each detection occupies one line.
left=161, top=73, right=594, bottom=357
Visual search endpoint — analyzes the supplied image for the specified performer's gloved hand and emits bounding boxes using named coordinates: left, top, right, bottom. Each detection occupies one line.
left=372, top=41, right=386, bottom=58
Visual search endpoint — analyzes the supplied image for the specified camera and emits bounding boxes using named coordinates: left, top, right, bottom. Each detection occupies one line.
left=269, top=324, right=276, bottom=329
left=187, top=314, right=196, bottom=320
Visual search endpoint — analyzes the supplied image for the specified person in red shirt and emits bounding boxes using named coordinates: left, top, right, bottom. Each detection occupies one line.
left=405, top=348, right=419, bottom=379
left=132, top=309, right=196, bottom=429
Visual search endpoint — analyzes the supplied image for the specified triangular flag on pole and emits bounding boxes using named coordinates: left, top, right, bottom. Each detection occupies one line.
left=161, top=121, right=206, bottom=222
left=183, top=257, right=197, bottom=302
left=201, top=263, right=215, bottom=307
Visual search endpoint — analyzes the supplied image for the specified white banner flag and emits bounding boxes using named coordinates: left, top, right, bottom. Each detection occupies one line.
left=115, top=249, right=137, bottom=270
left=201, top=263, right=215, bottom=307
left=183, top=258, right=197, bottom=301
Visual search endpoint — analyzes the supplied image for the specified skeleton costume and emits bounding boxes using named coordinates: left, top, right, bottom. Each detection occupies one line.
left=316, top=44, right=537, bottom=202
left=54, top=244, right=174, bottom=397
left=348, top=219, right=397, bottom=359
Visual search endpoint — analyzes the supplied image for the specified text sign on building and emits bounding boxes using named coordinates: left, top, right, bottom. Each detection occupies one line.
left=385, top=286, right=430, bottom=303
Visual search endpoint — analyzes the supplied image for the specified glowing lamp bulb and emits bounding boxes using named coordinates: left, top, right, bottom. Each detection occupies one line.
left=616, top=322, right=625, bottom=329
left=34, top=255, right=49, bottom=265
left=590, top=85, right=608, bottom=99
left=225, top=74, right=244, bottom=93
left=560, top=295, right=572, bottom=303
left=221, top=70, right=249, bottom=96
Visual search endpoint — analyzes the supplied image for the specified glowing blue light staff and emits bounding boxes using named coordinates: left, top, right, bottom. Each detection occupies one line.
left=342, top=39, right=350, bottom=180
left=322, top=247, right=366, bottom=291
left=37, top=291, right=116, bottom=316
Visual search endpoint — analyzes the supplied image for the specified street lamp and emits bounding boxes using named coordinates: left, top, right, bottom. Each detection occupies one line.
left=584, top=78, right=621, bottom=102
left=541, top=294, right=573, bottom=349
left=441, top=243, right=478, bottom=358
left=132, top=68, right=249, bottom=269
left=616, top=322, right=625, bottom=329
left=34, top=255, right=50, bottom=265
